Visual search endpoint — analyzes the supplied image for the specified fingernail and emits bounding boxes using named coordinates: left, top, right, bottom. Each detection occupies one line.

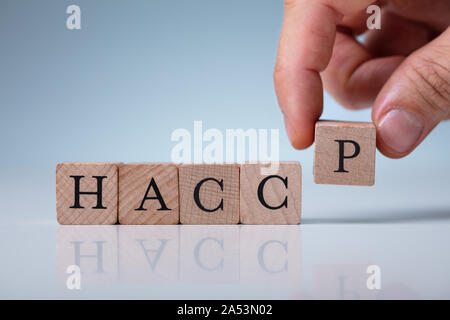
left=378, top=109, right=423, bottom=153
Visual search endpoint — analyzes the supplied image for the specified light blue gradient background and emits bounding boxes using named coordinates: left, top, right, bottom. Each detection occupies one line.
left=0, top=0, right=449, bottom=220
left=1, top=0, right=450, bottom=300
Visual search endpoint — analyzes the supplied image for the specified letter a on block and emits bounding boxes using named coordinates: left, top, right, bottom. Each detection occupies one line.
left=314, top=121, right=376, bottom=186
left=240, top=162, right=301, bottom=224
left=118, top=163, right=179, bottom=225
left=56, top=163, right=119, bottom=225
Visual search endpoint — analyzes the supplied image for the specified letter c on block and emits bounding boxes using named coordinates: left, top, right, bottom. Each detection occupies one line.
left=257, top=175, right=288, bottom=210
left=194, top=177, right=224, bottom=212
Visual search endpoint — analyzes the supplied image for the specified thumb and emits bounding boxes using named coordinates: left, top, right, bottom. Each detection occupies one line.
left=372, top=27, right=450, bottom=158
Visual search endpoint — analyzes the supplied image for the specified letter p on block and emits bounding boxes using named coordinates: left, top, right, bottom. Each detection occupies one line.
left=314, top=121, right=376, bottom=186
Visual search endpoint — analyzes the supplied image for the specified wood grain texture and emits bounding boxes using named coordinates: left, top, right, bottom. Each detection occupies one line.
left=56, top=162, right=118, bottom=225
left=240, top=162, right=301, bottom=224
left=314, top=120, right=376, bottom=186
left=118, top=163, right=179, bottom=225
left=179, top=164, right=240, bottom=225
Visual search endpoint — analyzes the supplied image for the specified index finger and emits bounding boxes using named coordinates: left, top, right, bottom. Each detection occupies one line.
left=274, top=0, right=376, bottom=149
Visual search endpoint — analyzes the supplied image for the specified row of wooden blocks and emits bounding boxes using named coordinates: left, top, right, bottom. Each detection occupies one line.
left=56, top=120, right=376, bottom=225
left=57, top=162, right=302, bottom=225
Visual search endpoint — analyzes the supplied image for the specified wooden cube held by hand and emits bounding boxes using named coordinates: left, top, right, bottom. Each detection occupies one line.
left=314, top=120, right=376, bottom=186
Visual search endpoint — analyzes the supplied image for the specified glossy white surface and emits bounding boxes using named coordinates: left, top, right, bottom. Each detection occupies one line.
left=1, top=216, right=450, bottom=299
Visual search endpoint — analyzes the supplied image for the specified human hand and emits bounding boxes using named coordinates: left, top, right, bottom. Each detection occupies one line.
left=274, top=0, right=449, bottom=158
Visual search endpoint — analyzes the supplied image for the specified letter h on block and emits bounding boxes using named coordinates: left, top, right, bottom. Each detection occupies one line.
left=314, top=121, right=376, bottom=186
left=56, top=163, right=119, bottom=225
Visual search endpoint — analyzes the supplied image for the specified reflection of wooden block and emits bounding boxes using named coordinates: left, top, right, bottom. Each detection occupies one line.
left=239, top=226, right=302, bottom=289
left=314, top=121, right=376, bottom=186
left=56, top=226, right=119, bottom=285
left=119, top=164, right=179, bottom=225
left=240, top=162, right=301, bottom=224
left=56, top=163, right=118, bottom=225
left=118, top=226, right=179, bottom=284
left=179, top=164, right=239, bottom=224
left=314, top=264, right=377, bottom=299
left=179, top=225, right=240, bottom=283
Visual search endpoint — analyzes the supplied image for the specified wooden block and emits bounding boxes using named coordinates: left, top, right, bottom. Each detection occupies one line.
left=56, top=162, right=118, bottom=225
left=314, top=120, right=376, bottom=186
left=240, top=162, right=302, bottom=224
left=118, top=163, right=179, bottom=225
left=179, top=164, right=240, bottom=224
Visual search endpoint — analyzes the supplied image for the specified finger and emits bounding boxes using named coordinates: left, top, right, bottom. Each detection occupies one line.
left=339, top=8, right=372, bottom=35
left=372, top=27, right=450, bottom=158
left=364, top=10, right=437, bottom=57
left=274, top=0, right=376, bottom=149
left=321, top=31, right=404, bottom=110
left=386, top=0, right=450, bottom=32
left=323, top=6, right=442, bottom=110
left=338, top=0, right=388, bottom=35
